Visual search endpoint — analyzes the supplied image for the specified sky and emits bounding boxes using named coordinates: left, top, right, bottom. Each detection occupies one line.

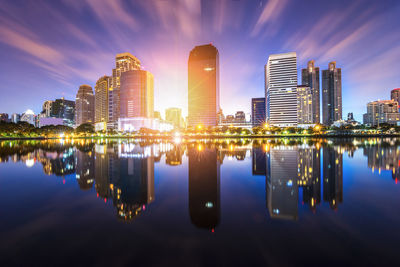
left=0, top=0, right=399, bottom=122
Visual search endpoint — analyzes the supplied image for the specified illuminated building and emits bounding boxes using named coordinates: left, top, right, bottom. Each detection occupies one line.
left=95, top=75, right=111, bottom=125
left=75, top=84, right=95, bottom=126
left=301, top=60, right=320, bottom=123
left=322, top=61, right=342, bottom=125
left=266, top=147, right=298, bottom=220
left=188, top=145, right=220, bottom=229
left=20, top=109, right=35, bottom=125
left=188, top=44, right=220, bottom=127
left=251, top=98, right=266, bottom=126
left=297, top=85, right=313, bottom=125
left=235, top=111, right=246, bottom=123
left=42, top=100, right=54, bottom=117
left=118, top=70, right=154, bottom=132
left=51, top=98, right=75, bottom=127
left=265, top=52, right=298, bottom=127
left=154, top=111, right=162, bottom=120
left=391, top=88, right=400, bottom=112
left=363, top=100, right=400, bottom=126
left=165, top=107, right=183, bottom=128
left=323, top=147, right=343, bottom=210
left=109, top=53, right=141, bottom=127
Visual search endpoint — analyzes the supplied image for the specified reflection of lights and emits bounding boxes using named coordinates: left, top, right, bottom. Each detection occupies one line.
left=25, top=159, right=34, bottom=168
left=205, top=202, right=214, bottom=208
left=273, top=209, right=280, bottom=214
left=174, top=137, right=181, bottom=144
left=197, top=144, right=203, bottom=151
left=286, top=180, right=293, bottom=187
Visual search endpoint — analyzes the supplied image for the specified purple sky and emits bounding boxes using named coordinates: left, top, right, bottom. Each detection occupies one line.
left=0, top=0, right=399, bottom=121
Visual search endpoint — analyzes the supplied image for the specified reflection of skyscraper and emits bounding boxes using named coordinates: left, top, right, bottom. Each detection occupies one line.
left=266, top=147, right=298, bottom=220
left=165, top=144, right=183, bottom=166
left=252, top=145, right=266, bottom=175
left=94, top=144, right=112, bottom=198
left=299, top=148, right=321, bottom=211
left=188, top=44, right=220, bottom=127
left=363, top=144, right=400, bottom=181
left=323, top=147, right=343, bottom=209
left=188, top=146, right=220, bottom=229
left=75, top=149, right=95, bottom=190
left=110, top=144, right=154, bottom=221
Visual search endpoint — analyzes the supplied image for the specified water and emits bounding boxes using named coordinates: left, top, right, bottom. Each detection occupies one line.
left=0, top=138, right=399, bottom=266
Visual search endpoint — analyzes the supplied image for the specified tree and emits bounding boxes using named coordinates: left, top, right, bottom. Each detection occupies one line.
left=75, top=123, right=95, bottom=134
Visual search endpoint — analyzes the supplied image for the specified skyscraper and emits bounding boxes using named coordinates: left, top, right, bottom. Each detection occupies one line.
left=109, top=53, right=141, bottom=126
left=119, top=70, right=154, bottom=119
left=51, top=98, right=75, bottom=127
left=322, top=62, right=342, bottom=125
left=188, top=44, right=220, bottom=127
left=75, top=84, right=95, bottom=126
left=297, top=85, right=313, bottom=124
left=301, top=60, right=320, bottom=123
left=390, top=88, right=400, bottom=112
left=251, top=98, right=266, bottom=126
left=165, top=107, right=182, bottom=128
left=265, top=52, right=298, bottom=127
left=95, top=75, right=111, bottom=124
left=42, top=100, right=54, bottom=117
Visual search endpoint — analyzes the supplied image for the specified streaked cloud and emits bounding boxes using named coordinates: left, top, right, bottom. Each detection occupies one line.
left=251, top=0, right=288, bottom=36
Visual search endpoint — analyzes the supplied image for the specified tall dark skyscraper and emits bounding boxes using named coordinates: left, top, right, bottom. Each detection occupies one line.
left=301, top=60, right=320, bottom=123
left=323, top=147, right=343, bottom=210
left=251, top=97, right=266, bottom=126
left=51, top=98, right=75, bottom=127
left=188, top=44, right=220, bottom=127
left=322, top=62, right=342, bottom=125
left=188, top=145, right=220, bottom=229
left=75, top=84, right=95, bottom=126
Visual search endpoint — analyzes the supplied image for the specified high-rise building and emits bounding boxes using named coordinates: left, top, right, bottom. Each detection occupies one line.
left=95, top=75, right=111, bottom=123
left=322, top=61, right=342, bottom=125
left=20, top=109, right=36, bottom=125
left=119, top=70, right=154, bottom=119
left=165, top=107, right=182, bottom=128
left=75, top=84, right=95, bottom=126
left=251, top=98, right=266, bottom=126
left=363, top=100, right=400, bottom=126
left=0, top=113, right=9, bottom=122
left=234, top=111, right=246, bottom=123
left=42, top=100, right=54, bottom=117
left=301, top=60, right=320, bottom=123
left=390, top=88, right=400, bottom=112
left=188, top=44, right=220, bottom=127
left=109, top=53, right=141, bottom=126
left=265, top=52, right=298, bottom=127
left=11, top=113, right=20, bottom=123
left=297, top=85, right=313, bottom=124
left=154, top=111, right=162, bottom=120
left=51, top=98, right=75, bottom=127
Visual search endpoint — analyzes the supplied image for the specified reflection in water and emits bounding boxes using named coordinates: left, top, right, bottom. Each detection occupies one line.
left=0, top=138, right=398, bottom=224
left=188, top=144, right=220, bottom=230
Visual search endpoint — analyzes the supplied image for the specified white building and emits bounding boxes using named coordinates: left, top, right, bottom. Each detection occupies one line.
left=265, top=52, right=298, bottom=127
left=20, top=109, right=36, bottom=125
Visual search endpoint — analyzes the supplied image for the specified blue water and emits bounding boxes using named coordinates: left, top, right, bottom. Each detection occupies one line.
left=0, top=138, right=399, bottom=266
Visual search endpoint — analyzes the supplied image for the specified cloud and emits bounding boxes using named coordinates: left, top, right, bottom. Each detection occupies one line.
left=251, top=0, right=288, bottom=37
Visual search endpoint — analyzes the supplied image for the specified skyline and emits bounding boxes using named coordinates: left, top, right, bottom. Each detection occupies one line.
left=1, top=0, right=400, bottom=121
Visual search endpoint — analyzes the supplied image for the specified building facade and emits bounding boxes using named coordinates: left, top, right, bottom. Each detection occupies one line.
left=95, top=75, right=111, bottom=124
left=165, top=107, right=183, bottom=128
left=390, top=88, right=400, bottom=112
left=42, top=100, right=54, bottom=117
left=322, top=62, right=342, bottom=125
left=75, top=84, right=95, bottom=126
left=297, top=85, right=313, bottom=125
left=251, top=98, right=266, bottom=126
left=301, top=60, right=320, bottom=123
left=51, top=98, right=75, bottom=127
left=363, top=100, right=400, bottom=126
left=188, top=44, right=220, bottom=127
left=20, top=109, right=35, bottom=125
left=265, top=52, right=298, bottom=127
left=11, top=113, right=20, bottom=123
left=109, top=53, right=141, bottom=126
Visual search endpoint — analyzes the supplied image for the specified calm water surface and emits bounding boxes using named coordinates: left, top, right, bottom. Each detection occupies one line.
left=0, top=138, right=399, bottom=266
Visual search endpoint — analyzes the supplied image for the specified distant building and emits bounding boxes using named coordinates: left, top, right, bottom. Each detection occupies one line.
left=251, top=98, right=266, bottom=126
left=11, top=113, right=20, bottom=123
left=20, top=109, right=36, bottom=125
left=75, top=84, right=95, bottom=126
left=235, top=111, right=246, bottom=123
left=390, top=88, right=400, bottom=112
left=42, top=100, right=54, bottom=117
left=51, top=98, right=75, bottom=127
left=165, top=107, right=183, bottom=128
left=322, top=62, right=342, bottom=125
left=110, top=53, right=141, bottom=127
left=0, top=113, right=9, bottom=122
left=363, top=100, right=400, bottom=126
left=118, top=70, right=154, bottom=132
left=95, top=75, right=111, bottom=124
left=301, top=60, right=320, bottom=123
left=188, top=44, right=220, bottom=127
left=297, top=85, right=313, bottom=125
left=39, top=117, right=64, bottom=128
left=265, top=52, right=298, bottom=127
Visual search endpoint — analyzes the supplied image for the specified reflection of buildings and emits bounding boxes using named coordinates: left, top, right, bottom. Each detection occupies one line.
left=252, top=146, right=266, bottom=175
left=266, top=147, right=299, bottom=220
left=165, top=144, right=183, bottom=166
left=323, top=147, right=343, bottom=210
left=75, top=149, right=95, bottom=190
left=188, top=146, right=220, bottom=229
left=299, top=148, right=321, bottom=211
left=363, top=145, right=400, bottom=183
left=37, top=148, right=75, bottom=177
